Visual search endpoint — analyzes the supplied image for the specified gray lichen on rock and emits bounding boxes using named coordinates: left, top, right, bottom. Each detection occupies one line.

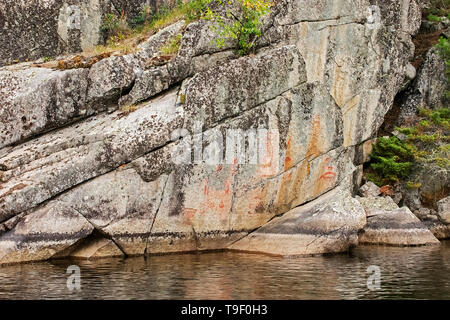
left=1, top=0, right=444, bottom=265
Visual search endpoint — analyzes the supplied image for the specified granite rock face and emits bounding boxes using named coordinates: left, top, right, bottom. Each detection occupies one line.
left=0, top=0, right=428, bottom=264
left=357, top=196, right=440, bottom=246
left=229, top=188, right=366, bottom=256
left=0, top=20, right=185, bottom=149
left=437, top=197, right=450, bottom=224
left=0, top=0, right=175, bottom=67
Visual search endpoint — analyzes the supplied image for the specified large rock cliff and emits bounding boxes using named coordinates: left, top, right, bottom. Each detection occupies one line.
left=0, top=0, right=439, bottom=264
left=0, top=0, right=174, bottom=67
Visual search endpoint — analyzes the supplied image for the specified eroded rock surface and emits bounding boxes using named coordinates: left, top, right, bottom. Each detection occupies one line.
left=397, top=46, right=449, bottom=125
left=229, top=188, right=366, bottom=256
left=0, top=0, right=428, bottom=264
left=357, top=196, right=440, bottom=246
left=0, top=0, right=175, bottom=67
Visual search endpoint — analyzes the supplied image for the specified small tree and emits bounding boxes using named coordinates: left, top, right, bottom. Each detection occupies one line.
left=205, top=0, right=272, bottom=56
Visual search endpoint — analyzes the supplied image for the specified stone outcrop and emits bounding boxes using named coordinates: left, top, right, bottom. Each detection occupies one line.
left=397, top=46, right=449, bottom=125
left=437, top=196, right=450, bottom=224
left=0, top=20, right=185, bottom=148
left=357, top=196, right=440, bottom=246
left=0, top=0, right=175, bottom=67
left=0, top=0, right=429, bottom=264
left=229, top=188, right=366, bottom=256
left=359, top=182, right=381, bottom=198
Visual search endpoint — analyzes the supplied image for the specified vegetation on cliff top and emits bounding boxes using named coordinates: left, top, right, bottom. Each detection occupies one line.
left=98, top=0, right=272, bottom=57
left=367, top=2, right=450, bottom=206
left=367, top=108, right=450, bottom=192
left=424, top=0, right=450, bottom=18
left=205, top=0, right=272, bottom=56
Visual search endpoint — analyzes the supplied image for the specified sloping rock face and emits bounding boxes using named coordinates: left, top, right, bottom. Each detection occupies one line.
left=0, top=0, right=172, bottom=67
left=0, top=0, right=424, bottom=264
left=357, top=196, right=440, bottom=246
left=229, top=188, right=366, bottom=256
left=437, top=197, right=450, bottom=224
left=0, top=20, right=185, bottom=148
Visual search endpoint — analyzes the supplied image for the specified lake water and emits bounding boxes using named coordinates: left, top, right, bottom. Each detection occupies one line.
left=0, top=241, right=449, bottom=300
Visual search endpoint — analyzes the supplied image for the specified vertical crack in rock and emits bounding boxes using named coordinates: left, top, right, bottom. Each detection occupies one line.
left=144, top=174, right=170, bottom=255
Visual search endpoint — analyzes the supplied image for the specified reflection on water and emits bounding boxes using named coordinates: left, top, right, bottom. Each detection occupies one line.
left=0, top=241, right=449, bottom=300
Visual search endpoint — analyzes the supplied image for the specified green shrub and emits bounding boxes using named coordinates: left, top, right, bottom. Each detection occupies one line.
left=418, top=107, right=432, bottom=117
left=427, top=14, right=443, bottom=21
left=101, top=13, right=120, bottom=35
left=367, top=137, right=414, bottom=185
left=373, top=136, right=415, bottom=161
left=160, top=34, right=183, bottom=55
left=205, top=0, right=272, bottom=56
left=436, top=37, right=450, bottom=98
left=419, top=120, right=431, bottom=128
left=129, top=5, right=152, bottom=29
left=101, top=13, right=130, bottom=39
left=430, top=107, right=450, bottom=126
left=412, top=133, right=440, bottom=143
left=42, top=56, right=54, bottom=63
left=425, top=0, right=450, bottom=16
left=183, top=0, right=213, bottom=22
left=396, top=126, right=418, bottom=136
left=406, top=181, right=422, bottom=190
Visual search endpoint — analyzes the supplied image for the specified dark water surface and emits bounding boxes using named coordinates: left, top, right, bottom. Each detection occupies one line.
left=0, top=241, right=449, bottom=299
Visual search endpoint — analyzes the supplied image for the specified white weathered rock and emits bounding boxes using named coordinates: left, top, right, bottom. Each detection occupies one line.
left=0, top=21, right=187, bottom=149
left=357, top=196, right=440, bottom=246
left=69, top=238, right=125, bottom=260
left=0, top=67, right=89, bottom=148
left=0, top=202, right=94, bottom=265
left=359, top=182, right=381, bottom=198
left=229, top=188, right=366, bottom=256
left=437, top=197, right=450, bottom=224
left=0, top=0, right=174, bottom=66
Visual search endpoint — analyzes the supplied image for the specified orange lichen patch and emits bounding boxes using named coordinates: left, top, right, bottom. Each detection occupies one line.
left=313, top=156, right=338, bottom=197
left=53, top=52, right=114, bottom=70
left=277, top=115, right=326, bottom=210
left=259, top=130, right=280, bottom=178
left=117, top=164, right=127, bottom=171
left=275, top=160, right=309, bottom=213
left=1, top=183, right=27, bottom=198
left=184, top=162, right=238, bottom=225
left=283, top=138, right=293, bottom=171
left=203, top=179, right=209, bottom=195
left=305, top=115, right=322, bottom=160
left=145, top=54, right=175, bottom=68
left=380, top=185, right=394, bottom=197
